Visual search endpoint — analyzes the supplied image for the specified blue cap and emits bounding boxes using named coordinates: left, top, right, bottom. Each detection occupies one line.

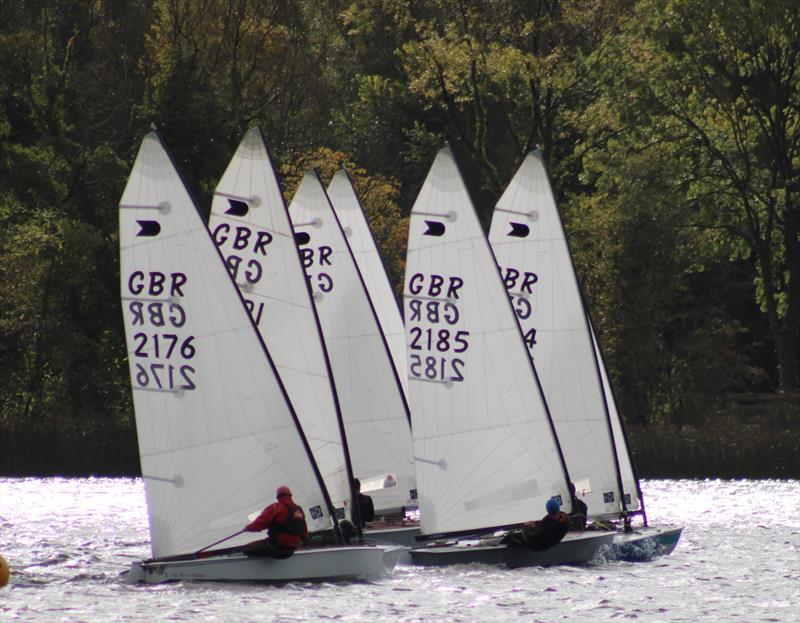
left=546, top=497, right=560, bottom=514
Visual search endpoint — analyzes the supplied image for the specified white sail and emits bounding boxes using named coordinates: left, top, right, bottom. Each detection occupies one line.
left=119, top=131, right=334, bottom=558
left=404, top=147, right=570, bottom=536
left=488, top=151, right=640, bottom=515
left=207, top=128, right=350, bottom=517
left=290, top=171, right=417, bottom=512
left=327, top=169, right=408, bottom=398
left=591, top=324, right=641, bottom=511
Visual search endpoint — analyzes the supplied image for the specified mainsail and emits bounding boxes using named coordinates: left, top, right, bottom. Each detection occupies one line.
left=207, top=128, right=351, bottom=516
left=404, top=147, right=571, bottom=536
left=290, top=171, right=417, bottom=511
left=119, top=131, right=335, bottom=558
left=488, top=151, right=641, bottom=515
left=327, top=169, right=409, bottom=398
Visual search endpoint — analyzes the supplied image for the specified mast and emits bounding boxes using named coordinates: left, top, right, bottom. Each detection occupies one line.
left=178, top=129, right=343, bottom=540
left=491, top=149, right=643, bottom=524
left=448, top=146, right=575, bottom=502
left=532, top=149, right=638, bottom=526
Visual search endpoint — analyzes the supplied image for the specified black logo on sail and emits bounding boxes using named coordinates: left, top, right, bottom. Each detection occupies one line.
left=225, top=199, right=249, bottom=217
left=508, top=222, right=530, bottom=238
left=424, top=220, right=446, bottom=237
left=136, top=220, right=161, bottom=237
left=295, top=232, right=311, bottom=245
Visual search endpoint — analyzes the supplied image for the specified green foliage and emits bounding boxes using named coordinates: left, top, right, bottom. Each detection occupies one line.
left=280, top=146, right=408, bottom=292
left=0, top=0, right=795, bottom=474
left=581, top=0, right=799, bottom=392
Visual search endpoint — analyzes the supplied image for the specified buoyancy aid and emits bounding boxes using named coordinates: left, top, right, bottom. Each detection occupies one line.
left=268, top=502, right=307, bottom=548
left=523, top=511, right=569, bottom=551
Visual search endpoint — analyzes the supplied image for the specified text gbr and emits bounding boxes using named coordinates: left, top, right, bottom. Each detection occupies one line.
left=212, top=223, right=272, bottom=325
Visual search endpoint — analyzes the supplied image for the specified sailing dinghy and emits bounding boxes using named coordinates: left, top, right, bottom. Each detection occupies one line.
left=207, top=128, right=352, bottom=523
left=290, top=170, right=418, bottom=547
left=119, top=130, right=401, bottom=583
left=403, top=146, right=614, bottom=567
left=488, top=151, right=682, bottom=561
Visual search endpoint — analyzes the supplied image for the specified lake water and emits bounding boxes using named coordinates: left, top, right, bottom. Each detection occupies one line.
left=0, top=478, right=798, bottom=622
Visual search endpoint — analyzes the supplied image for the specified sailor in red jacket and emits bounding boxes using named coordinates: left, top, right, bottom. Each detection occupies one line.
left=243, top=485, right=309, bottom=559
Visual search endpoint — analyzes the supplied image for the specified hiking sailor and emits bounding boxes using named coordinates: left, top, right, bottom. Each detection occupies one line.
left=243, top=485, right=308, bottom=558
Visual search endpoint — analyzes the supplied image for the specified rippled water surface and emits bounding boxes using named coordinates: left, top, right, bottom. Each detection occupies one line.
left=1, top=478, right=798, bottom=622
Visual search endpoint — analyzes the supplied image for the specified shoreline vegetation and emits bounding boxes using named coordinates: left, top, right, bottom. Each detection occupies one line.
left=1, top=2, right=797, bottom=478
left=2, top=394, right=796, bottom=480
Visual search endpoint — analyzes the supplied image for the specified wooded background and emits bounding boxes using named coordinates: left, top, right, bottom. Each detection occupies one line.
left=1, top=0, right=797, bottom=477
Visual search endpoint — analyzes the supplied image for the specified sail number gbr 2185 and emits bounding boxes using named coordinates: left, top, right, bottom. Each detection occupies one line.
left=406, top=273, right=469, bottom=384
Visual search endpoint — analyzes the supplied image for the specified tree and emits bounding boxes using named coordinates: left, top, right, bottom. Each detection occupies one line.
left=587, top=0, right=799, bottom=392
left=342, top=0, right=630, bottom=215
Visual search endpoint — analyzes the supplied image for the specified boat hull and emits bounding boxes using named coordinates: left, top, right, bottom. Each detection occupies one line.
left=409, top=531, right=614, bottom=568
left=608, top=525, right=683, bottom=562
left=366, top=525, right=420, bottom=546
left=125, top=545, right=402, bottom=584
left=365, top=525, right=420, bottom=564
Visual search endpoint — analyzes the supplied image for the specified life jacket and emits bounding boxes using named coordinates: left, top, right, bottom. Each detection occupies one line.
left=268, top=501, right=307, bottom=548
left=523, top=511, right=569, bottom=551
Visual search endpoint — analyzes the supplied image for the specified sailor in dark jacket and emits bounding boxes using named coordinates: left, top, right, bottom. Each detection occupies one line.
left=505, top=497, right=569, bottom=551
left=353, top=478, right=375, bottom=528
left=568, top=482, right=589, bottom=530
left=243, top=485, right=309, bottom=558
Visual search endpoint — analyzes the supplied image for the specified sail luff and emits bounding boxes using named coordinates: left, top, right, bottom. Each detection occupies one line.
left=300, top=169, right=361, bottom=531
left=589, top=319, right=648, bottom=522
left=533, top=153, right=635, bottom=517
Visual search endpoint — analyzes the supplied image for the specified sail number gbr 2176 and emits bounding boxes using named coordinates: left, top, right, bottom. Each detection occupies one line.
left=406, top=273, right=469, bottom=384
left=125, top=271, right=196, bottom=392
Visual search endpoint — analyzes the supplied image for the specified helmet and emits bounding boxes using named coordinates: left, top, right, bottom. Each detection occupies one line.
left=546, top=497, right=561, bottom=514
left=276, top=485, right=292, bottom=498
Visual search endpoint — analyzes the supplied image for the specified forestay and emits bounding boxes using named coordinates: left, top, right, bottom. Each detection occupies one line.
left=290, top=171, right=417, bottom=510
left=404, top=147, right=570, bottom=537
left=327, top=169, right=409, bottom=399
left=119, top=132, right=334, bottom=558
left=207, top=128, right=350, bottom=516
left=488, top=151, right=640, bottom=515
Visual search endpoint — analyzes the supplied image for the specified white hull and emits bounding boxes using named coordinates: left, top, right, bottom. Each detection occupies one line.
left=125, top=545, right=403, bottom=584
left=409, top=531, right=614, bottom=568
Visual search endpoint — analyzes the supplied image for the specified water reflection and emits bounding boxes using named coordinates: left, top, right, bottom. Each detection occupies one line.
left=0, top=478, right=797, bottom=622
